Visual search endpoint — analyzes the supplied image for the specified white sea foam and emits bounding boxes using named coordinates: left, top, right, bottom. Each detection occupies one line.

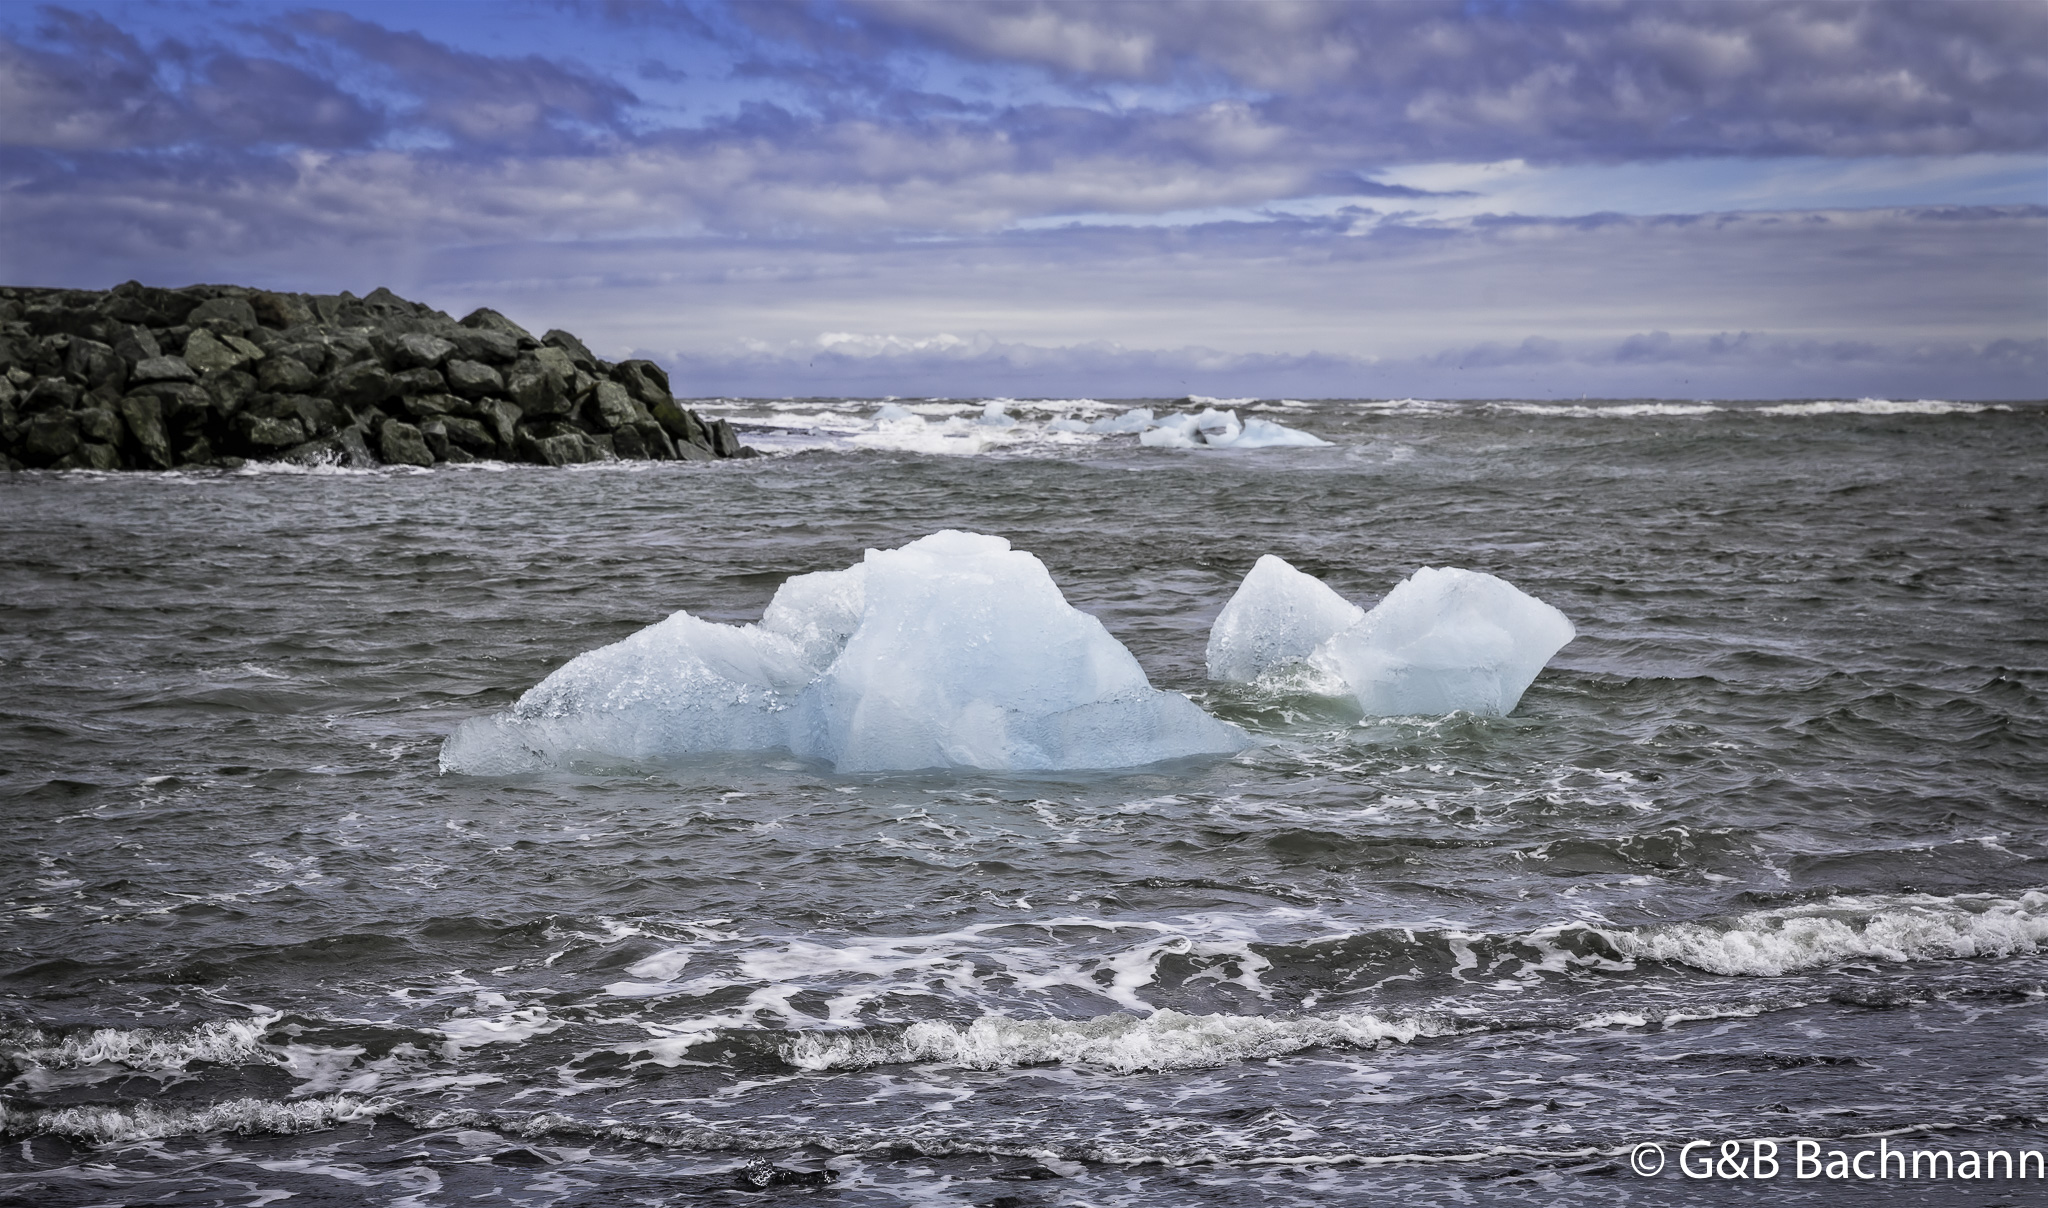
left=0, top=1093, right=383, bottom=1142
left=442, top=531, right=1249, bottom=774
left=1608, top=889, right=2048, bottom=976
left=780, top=1006, right=1457, bottom=1074
left=4, top=1014, right=282, bottom=1073
left=1753, top=398, right=2000, bottom=416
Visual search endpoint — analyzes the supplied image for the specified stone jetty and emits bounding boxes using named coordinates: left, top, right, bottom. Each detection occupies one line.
left=0, top=282, right=756, bottom=471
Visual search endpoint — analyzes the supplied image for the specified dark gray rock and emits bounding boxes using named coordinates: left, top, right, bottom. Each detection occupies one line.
left=182, top=329, right=259, bottom=376
left=650, top=398, right=708, bottom=449
left=111, top=325, right=161, bottom=368
left=507, top=366, right=571, bottom=419
left=542, top=329, right=597, bottom=372
left=327, top=360, right=396, bottom=408
left=283, top=423, right=377, bottom=469
left=710, top=418, right=743, bottom=458
left=24, top=377, right=83, bottom=413
left=23, top=412, right=81, bottom=465
left=131, top=356, right=198, bottom=385
left=588, top=380, right=640, bottom=431
left=444, top=358, right=503, bottom=398
left=77, top=406, right=123, bottom=446
left=418, top=417, right=450, bottom=460
left=459, top=308, right=534, bottom=341
left=251, top=291, right=314, bottom=329
left=257, top=355, right=319, bottom=394
left=117, top=395, right=172, bottom=468
left=472, top=398, right=520, bottom=447
left=65, top=339, right=123, bottom=390
left=611, top=359, right=671, bottom=410
left=388, top=332, right=455, bottom=371
left=439, top=415, right=496, bottom=455
left=188, top=296, right=260, bottom=335
left=53, top=441, right=123, bottom=471
left=448, top=327, right=521, bottom=365
left=238, top=412, right=307, bottom=450
left=379, top=420, right=434, bottom=467
left=391, top=367, right=446, bottom=399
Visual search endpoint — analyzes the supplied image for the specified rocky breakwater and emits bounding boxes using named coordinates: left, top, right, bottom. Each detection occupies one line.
left=0, top=282, right=757, bottom=471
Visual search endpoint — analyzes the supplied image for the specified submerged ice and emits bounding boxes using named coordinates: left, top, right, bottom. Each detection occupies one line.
left=1208, top=557, right=1574, bottom=717
left=442, top=531, right=1250, bottom=774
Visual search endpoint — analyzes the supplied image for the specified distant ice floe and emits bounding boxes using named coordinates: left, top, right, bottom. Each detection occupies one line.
left=706, top=397, right=1329, bottom=457
left=442, top=531, right=1250, bottom=774
left=1208, top=555, right=1574, bottom=717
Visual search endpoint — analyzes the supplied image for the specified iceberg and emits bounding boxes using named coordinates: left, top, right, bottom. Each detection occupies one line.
left=442, top=532, right=1251, bottom=775
left=1207, top=558, right=1574, bottom=717
left=1088, top=407, right=1154, bottom=434
left=1134, top=408, right=1330, bottom=449
left=1205, top=555, right=1363, bottom=683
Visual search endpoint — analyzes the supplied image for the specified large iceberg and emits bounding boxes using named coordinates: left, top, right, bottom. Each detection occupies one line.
left=1207, top=558, right=1574, bottom=717
left=442, top=531, right=1251, bottom=774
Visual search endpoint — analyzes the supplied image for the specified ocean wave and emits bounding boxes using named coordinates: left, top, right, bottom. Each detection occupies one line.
left=2, top=1014, right=282, bottom=1074
left=780, top=1007, right=1459, bottom=1073
left=1604, top=889, right=2048, bottom=976
left=0, top=1092, right=383, bottom=1143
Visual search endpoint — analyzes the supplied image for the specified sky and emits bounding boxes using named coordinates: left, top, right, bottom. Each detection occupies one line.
left=2, top=0, right=2044, bottom=399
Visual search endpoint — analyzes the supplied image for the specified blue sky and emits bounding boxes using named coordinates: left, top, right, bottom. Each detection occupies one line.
left=3, top=0, right=2043, bottom=398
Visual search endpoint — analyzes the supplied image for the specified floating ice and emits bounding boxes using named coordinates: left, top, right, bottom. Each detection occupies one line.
left=1088, top=407, right=1154, bottom=434
left=442, top=531, right=1250, bottom=774
left=1205, top=555, right=1363, bottom=683
left=872, top=402, right=920, bottom=424
left=1208, top=557, right=1574, bottom=716
left=978, top=400, right=1016, bottom=428
left=1137, top=407, right=1329, bottom=450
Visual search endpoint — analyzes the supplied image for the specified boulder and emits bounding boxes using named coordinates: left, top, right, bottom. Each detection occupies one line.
left=439, top=415, right=497, bottom=455
left=237, top=412, right=308, bottom=450
left=542, top=329, right=597, bottom=372
left=587, top=380, right=639, bottom=431
left=444, top=358, right=503, bottom=398
left=187, top=296, right=260, bottom=335
left=23, top=377, right=83, bottom=413
left=282, top=423, right=377, bottom=469
left=650, top=398, right=708, bottom=448
left=53, top=441, right=123, bottom=471
left=391, top=367, right=446, bottom=398
left=472, top=398, right=520, bottom=447
left=130, top=356, right=198, bottom=385
left=111, top=325, right=161, bottom=367
left=611, top=359, right=670, bottom=410
left=379, top=420, right=434, bottom=467
left=117, top=395, right=172, bottom=468
left=76, top=406, right=123, bottom=446
left=65, top=339, right=123, bottom=390
left=459, top=308, right=533, bottom=340
left=448, top=327, right=521, bottom=365
left=388, top=332, right=455, bottom=371
left=251, top=291, right=315, bottom=329
left=709, top=418, right=743, bottom=458
left=506, top=365, right=570, bottom=419
left=327, top=360, right=396, bottom=408
left=182, top=329, right=258, bottom=376
left=22, top=412, right=81, bottom=465
left=256, top=354, right=319, bottom=394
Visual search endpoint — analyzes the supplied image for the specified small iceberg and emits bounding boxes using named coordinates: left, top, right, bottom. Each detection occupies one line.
left=443, top=531, right=1251, bottom=774
left=1138, top=407, right=1327, bottom=449
left=1207, top=557, right=1574, bottom=716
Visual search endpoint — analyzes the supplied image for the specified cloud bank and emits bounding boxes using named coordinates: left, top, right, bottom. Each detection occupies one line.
left=2, top=1, right=2041, bottom=398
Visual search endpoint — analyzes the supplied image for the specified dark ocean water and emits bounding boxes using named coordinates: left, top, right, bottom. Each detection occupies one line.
left=3, top=397, right=2045, bottom=1206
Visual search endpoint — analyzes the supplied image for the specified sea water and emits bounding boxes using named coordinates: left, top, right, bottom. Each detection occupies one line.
left=2, top=396, right=2045, bottom=1204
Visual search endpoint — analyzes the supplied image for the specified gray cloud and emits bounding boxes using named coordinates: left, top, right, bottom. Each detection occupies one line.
left=827, top=0, right=2048, bottom=159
